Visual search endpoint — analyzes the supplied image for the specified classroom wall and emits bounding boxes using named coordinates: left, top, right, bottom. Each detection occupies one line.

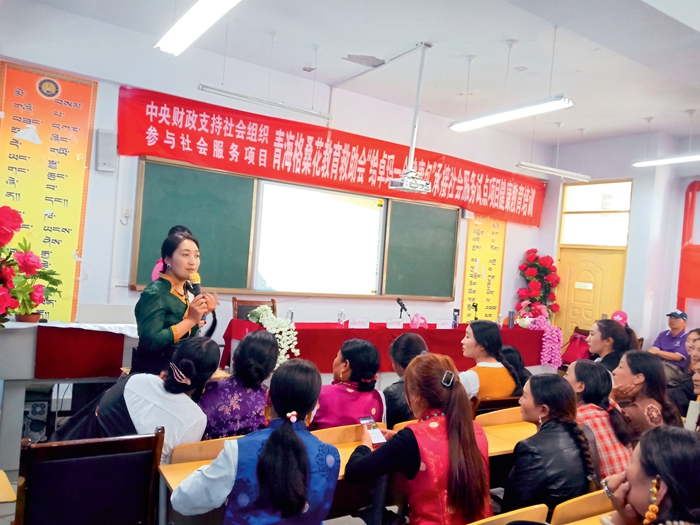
left=557, top=131, right=693, bottom=346
left=11, top=0, right=686, bottom=352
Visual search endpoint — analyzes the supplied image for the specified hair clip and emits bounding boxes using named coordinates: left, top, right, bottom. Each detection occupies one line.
left=169, top=362, right=192, bottom=385
left=607, top=406, right=614, bottom=413
left=419, top=350, right=428, bottom=355
left=360, top=376, right=377, bottom=383
left=441, top=370, right=455, bottom=388
left=286, top=411, right=298, bottom=423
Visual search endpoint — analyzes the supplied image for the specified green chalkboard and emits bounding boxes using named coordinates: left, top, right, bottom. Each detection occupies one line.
left=384, top=201, right=459, bottom=298
left=133, top=160, right=255, bottom=290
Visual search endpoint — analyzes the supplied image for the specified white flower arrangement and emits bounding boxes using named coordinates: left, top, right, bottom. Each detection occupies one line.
left=248, top=305, right=300, bottom=367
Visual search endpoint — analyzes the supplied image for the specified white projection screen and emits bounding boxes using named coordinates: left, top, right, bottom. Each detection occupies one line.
left=253, top=181, right=385, bottom=295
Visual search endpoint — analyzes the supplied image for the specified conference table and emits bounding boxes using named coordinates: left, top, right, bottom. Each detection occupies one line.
left=222, top=319, right=545, bottom=371
left=159, top=421, right=537, bottom=524
left=0, top=322, right=137, bottom=472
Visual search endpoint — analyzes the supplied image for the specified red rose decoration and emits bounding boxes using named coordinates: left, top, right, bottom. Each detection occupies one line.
left=14, top=250, right=41, bottom=276
left=532, top=301, right=542, bottom=307
left=526, top=248, right=538, bottom=255
left=525, top=267, right=538, bottom=277
left=1, top=265, right=15, bottom=289
left=517, top=288, right=530, bottom=299
left=550, top=265, right=557, bottom=272
left=539, top=255, right=554, bottom=268
left=550, top=303, right=560, bottom=313
left=0, top=206, right=22, bottom=247
left=548, top=292, right=556, bottom=301
left=528, top=280, right=542, bottom=292
left=0, top=286, right=19, bottom=315
left=525, top=253, right=538, bottom=263
left=516, top=301, right=523, bottom=310
left=30, top=284, right=45, bottom=306
left=518, top=263, right=528, bottom=271
left=529, top=290, right=541, bottom=299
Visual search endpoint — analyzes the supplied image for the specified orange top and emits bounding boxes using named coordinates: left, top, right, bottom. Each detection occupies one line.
left=471, top=365, right=517, bottom=399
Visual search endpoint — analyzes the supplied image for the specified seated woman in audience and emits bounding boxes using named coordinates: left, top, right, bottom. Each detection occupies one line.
left=309, top=338, right=384, bottom=430
left=588, top=318, right=640, bottom=372
left=668, top=328, right=700, bottom=416
left=52, top=337, right=219, bottom=464
left=601, top=426, right=700, bottom=525
left=459, top=320, right=520, bottom=399
left=611, top=351, right=682, bottom=440
left=198, top=330, right=279, bottom=439
left=384, top=332, right=428, bottom=429
left=502, top=374, right=600, bottom=519
left=133, top=231, right=217, bottom=374
left=345, top=353, right=492, bottom=524
left=502, top=345, right=532, bottom=396
left=565, top=360, right=633, bottom=477
left=171, top=359, right=340, bottom=524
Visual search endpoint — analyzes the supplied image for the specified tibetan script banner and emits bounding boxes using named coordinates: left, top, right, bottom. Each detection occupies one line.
left=462, top=216, right=506, bottom=322
left=118, top=86, right=547, bottom=226
left=0, top=62, right=97, bottom=321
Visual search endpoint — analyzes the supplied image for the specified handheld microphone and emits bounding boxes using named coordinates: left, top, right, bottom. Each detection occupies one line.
left=189, top=272, right=202, bottom=296
left=396, top=297, right=408, bottom=313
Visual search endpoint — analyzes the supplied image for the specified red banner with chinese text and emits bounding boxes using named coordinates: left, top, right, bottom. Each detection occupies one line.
left=118, top=86, right=547, bottom=226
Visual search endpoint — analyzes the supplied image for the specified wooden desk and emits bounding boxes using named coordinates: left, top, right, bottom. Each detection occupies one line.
left=0, top=470, right=16, bottom=503
left=483, top=421, right=537, bottom=452
left=160, top=421, right=538, bottom=492
left=566, top=513, right=608, bottom=525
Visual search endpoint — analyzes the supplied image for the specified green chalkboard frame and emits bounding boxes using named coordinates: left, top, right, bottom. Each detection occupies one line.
left=382, top=199, right=460, bottom=300
left=131, top=157, right=460, bottom=300
left=130, top=158, right=256, bottom=291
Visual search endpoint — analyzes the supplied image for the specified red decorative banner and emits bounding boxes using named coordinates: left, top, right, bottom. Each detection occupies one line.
left=118, top=86, right=547, bottom=226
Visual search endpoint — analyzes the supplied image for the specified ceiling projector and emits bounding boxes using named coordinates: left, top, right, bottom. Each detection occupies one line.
left=388, top=169, right=431, bottom=193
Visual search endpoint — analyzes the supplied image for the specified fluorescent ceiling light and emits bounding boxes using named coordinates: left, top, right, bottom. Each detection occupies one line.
left=632, top=154, right=700, bottom=167
left=156, top=0, right=242, bottom=57
left=450, top=94, right=573, bottom=132
left=198, top=84, right=331, bottom=121
left=516, top=161, right=591, bottom=182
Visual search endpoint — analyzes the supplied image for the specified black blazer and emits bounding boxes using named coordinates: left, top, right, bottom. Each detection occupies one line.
left=502, top=419, right=601, bottom=518
left=383, top=379, right=413, bottom=430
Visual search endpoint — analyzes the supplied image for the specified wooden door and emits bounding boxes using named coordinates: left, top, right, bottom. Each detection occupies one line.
left=555, top=247, right=626, bottom=338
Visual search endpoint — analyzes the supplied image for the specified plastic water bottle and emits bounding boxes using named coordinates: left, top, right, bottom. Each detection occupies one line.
left=337, top=310, right=345, bottom=327
left=286, top=308, right=294, bottom=322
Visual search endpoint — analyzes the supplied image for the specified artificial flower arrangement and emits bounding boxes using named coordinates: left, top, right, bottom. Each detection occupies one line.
left=515, top=248, right=563, bottom=369
left=248, top=305, right=300, bottom=367
left=516, top=248, right=561, bottom=318
left=0, top=206, right=62, bottom=327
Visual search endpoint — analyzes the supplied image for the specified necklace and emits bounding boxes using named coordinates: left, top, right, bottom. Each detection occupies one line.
left=422, top=411, right=445, bottom=421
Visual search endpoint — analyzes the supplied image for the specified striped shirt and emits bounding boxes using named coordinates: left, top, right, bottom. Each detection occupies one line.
left=576, top=402, right=632, bottom=478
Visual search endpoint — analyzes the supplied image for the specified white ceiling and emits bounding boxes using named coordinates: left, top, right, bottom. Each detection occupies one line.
left=30, top=0, right=700, bottom=145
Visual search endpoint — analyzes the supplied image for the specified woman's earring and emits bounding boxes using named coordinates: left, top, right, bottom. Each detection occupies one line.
left=643, top=477, right=660, bottom=525
left=264, top=405, right=271, bottom=426
left=305, top=412, right=313, bottom=426
left=538, top=415, right=543, bottom=426
left=166, top=263, right=171, bottom=269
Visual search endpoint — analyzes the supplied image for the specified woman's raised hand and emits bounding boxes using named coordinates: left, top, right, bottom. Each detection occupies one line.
left=203, top=292, right=218, bottom=314
left=188, top=294, right=208, bottom=322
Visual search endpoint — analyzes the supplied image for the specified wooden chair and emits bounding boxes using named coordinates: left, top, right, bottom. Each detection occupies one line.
left=392, top=419, right=417, bottom=432
left=15, top=427, right=164, bottom=525
left=467, top=504, right=548, bottom=525
left=476, top=396, right=520, bottom=416
left=550, top=490, right=613, bottom=525
left=475, top=406, right=522, bottom=426
left=470, top=395, right=481, bottom=418
left=170, top=434, right=242, bottom=464
left=0, top=470, right=15, bottom=503
left=573, top=326, right=590, bottom=338
left=232, top=297, right=277, bottom=320
left=311, top=422, right=386, bottom=444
